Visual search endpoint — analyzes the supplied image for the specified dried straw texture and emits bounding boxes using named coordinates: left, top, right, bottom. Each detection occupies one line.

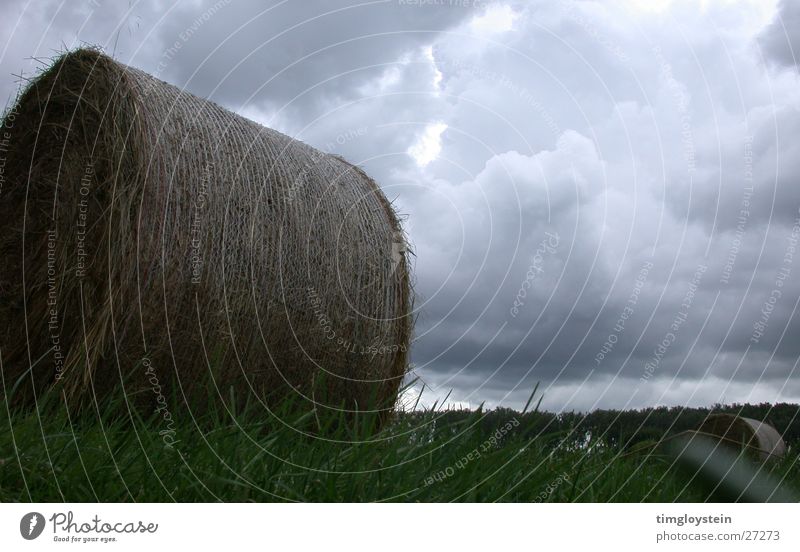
left=0, top=48, right=412, bottom=420
left=697, top=414, right=786, bottom=461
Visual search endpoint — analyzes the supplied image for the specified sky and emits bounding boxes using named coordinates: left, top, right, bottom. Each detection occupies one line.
left=3, top=0, right=800, bottom=413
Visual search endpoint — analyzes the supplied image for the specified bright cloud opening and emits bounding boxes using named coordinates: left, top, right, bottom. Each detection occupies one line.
left=424, top=45, right=443, bottom=91
left=623, top=0, right=675, bottom=13
left=408, top=122, right=448, bottom=167
left=469, top=4, right=518, bottom=35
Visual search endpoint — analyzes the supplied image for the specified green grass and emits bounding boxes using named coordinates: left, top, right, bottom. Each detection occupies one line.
left=2, top=387, right=799, bottom=502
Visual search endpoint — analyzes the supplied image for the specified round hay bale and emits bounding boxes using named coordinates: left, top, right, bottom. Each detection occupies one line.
left=0, top=48, right=412, bottom=421
left=697, top=414, right=786, bottom=461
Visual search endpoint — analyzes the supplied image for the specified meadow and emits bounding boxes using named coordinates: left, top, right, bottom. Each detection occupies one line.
left=3, top=385, right=799, bottom=502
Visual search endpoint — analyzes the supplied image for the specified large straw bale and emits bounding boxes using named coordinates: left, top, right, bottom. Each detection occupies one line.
left=0, top=48, right=412, bottom=420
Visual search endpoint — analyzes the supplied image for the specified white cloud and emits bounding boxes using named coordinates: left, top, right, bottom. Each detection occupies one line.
left=469, top=4, right=518, bottom=35
left=424, top=45, right=442, bottom=91
left=408, top=121, right=448, bottom=167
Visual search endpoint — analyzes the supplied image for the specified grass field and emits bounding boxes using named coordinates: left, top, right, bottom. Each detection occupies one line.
left=3, top=387, right=799, bottom=502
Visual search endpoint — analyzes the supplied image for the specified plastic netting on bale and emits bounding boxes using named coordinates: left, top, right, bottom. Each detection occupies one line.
left=0, top=48, right=412, bottom=424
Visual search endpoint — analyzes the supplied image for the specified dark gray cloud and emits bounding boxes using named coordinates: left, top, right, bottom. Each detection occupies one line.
left=759, top=0, right=800, bottom=68
left=3, top=0, right=799, bottom=411
left=151, top=1, right=478, bottom=113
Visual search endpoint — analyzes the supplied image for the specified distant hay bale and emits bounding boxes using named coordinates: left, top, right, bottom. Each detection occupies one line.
left=0, top=48, right=412, bottom=421
left=695, top=414, right=786, bottom=461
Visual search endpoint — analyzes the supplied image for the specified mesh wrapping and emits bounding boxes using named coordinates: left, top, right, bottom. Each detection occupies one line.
left=0, top=49, right=412, bottom=418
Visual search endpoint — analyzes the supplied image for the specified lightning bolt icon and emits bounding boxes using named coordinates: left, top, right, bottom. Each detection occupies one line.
left=28, top=513, right=38, bottom=536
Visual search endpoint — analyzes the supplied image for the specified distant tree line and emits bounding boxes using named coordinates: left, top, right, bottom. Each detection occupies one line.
left=402, top=402, right=800, bottom=448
